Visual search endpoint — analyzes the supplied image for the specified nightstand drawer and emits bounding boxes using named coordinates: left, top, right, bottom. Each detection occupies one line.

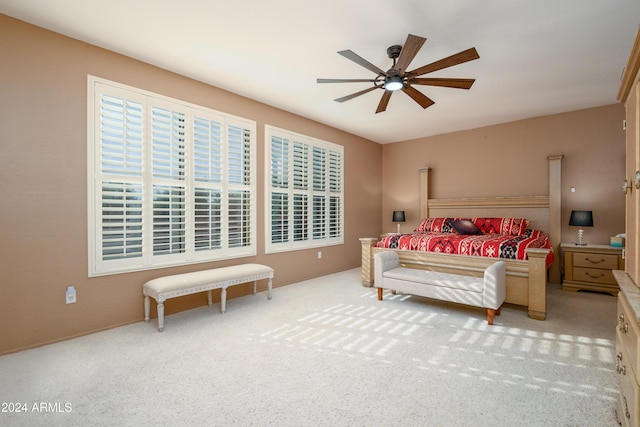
left=573, top=252, right=619, bottom=270
left=573, top=267, right=617, bottom=285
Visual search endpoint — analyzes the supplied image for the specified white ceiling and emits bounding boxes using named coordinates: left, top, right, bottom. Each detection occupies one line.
left=1, top=1, right=639, bottom=144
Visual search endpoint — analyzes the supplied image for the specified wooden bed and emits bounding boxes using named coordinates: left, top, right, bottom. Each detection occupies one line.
left=360, top=154, right=563, bottom=320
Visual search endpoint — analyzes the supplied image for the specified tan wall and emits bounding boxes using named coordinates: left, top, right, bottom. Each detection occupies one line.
left=381, top=104, right=626, bottom=247
left=0, top=15, right=382, bottom=354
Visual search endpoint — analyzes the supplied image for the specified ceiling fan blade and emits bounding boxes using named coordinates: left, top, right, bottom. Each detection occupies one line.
left=375, top=90, right=392, bottom=114
left=409, top=77, right=476, bottom=89
left=334, top=86, right=379, bottom=103
left=409, top=47, right=480, bottom=77
left=317, top=78, right=377, bottom=83
left=394, top=34, right=427, bottom=74
left=338, top=50, right=386, bottom=75
left=402, top=85, right=435, bottom=109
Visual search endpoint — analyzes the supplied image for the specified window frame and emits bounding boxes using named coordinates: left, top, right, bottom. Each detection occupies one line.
left=87, top=76, right=256, bottom=276
left=264, top=125, right=344, bottom=254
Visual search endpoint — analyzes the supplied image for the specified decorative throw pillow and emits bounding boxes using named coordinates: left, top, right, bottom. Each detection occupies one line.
left=414, top=218, right=460, bottom=233
left=450, top=219, right=482, bottom=235
left=414, top=217, right=434, bottom=233
left=472, top=217, right=530, bottom=236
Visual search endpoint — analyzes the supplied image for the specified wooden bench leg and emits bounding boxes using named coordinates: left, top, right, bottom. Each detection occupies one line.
left=252, top=280, right=257, bottom=294
left=207, top=290, right=213, bottom=307
left=377, top=288, right=383, bottom=300
left=220, top=287, right=227, bottom=313
left=267, top=277, right=273, bottom=300
left=144, top=296, right=150, bottom=323
left=157, top=302, right=165, bottom=332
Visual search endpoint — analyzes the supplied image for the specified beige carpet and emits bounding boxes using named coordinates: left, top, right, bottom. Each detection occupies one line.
left=0, top=268, right=619, bottom=426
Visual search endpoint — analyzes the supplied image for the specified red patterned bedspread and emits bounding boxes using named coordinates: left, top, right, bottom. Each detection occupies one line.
left=376, top=229, right=554, bottom=268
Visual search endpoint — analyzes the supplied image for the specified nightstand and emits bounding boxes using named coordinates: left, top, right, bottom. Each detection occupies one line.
left=560, top=243, right=624, bottom=296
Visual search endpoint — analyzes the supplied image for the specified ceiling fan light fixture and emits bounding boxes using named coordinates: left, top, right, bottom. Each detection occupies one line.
left=384, top=75, right=404, bottom=91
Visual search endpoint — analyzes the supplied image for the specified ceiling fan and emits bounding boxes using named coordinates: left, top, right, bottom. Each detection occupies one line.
left=317, top=34, right=479, bottom=113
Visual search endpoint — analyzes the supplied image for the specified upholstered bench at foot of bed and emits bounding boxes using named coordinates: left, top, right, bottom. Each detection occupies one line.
left=143, top=263, right=274, bottom=332
left=374, top=251, right=506, bottom=325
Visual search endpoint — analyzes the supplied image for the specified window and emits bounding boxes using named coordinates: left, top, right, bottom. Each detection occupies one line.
left=265, top=125, right=343, bottom=253
left=88, top=77, right=256, bottom=276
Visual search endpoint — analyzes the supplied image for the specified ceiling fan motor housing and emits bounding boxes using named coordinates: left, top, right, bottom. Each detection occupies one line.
left=387, top=45, right=402, bottom=59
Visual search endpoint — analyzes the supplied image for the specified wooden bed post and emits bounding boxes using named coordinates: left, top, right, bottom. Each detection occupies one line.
left=548, top=154, right=563, bottom=284
left=526, top=248, right=550, bottom=320
left=419, top=167, right=430, bottom=220
left=360, top=238, right=377, bottom=287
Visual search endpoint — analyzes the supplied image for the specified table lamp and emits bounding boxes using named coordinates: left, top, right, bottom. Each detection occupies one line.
left=392, top=210, right=405, bottom=234
left=569, top=210, right=593, bottom=246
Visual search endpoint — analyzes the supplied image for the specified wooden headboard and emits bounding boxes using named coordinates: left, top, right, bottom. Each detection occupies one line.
left=418, top=154, right=563, bottom=282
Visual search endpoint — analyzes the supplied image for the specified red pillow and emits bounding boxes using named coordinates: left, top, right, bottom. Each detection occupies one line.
left=472, top=217, right=530, bottom=236
left=414, top=218, right=462, bottom=234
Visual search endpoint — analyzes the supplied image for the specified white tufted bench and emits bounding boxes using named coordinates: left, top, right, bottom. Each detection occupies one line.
left=374, top=251, right=506, bottom=325
left=143, top=263, right=274, bottom=331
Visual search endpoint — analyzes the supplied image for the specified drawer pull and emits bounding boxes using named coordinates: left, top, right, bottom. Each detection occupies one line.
left=616, top=353, right=627, bottom=375
left=624, top=397, right=631, bottom=420
left=617, top=314, right=628, bottom=333
left=584, top=257, right=605, bottom=264
left=584, top=272, right=604, bottom=279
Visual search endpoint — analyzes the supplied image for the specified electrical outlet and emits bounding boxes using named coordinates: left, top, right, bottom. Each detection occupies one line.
left=66, top=285, right=76, bottom=304
left=317, top=251, right=322, bottom=259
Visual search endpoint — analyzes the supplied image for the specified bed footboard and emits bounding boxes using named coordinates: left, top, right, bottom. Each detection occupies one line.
left=360, top=237, right=549, bottom=320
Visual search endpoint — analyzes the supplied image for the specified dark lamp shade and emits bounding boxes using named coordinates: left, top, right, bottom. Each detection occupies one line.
left=392, top=211, right=406, bottom=222
left=569, top=210, right=593, bottom=227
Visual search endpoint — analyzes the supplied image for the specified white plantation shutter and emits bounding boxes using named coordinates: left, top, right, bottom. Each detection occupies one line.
left=101, top=182, right=143, bottom=260
left=312, top=146, right=326, bottom=240
left=270, top=135, right=290, bottom=244
left=293, top=142, right=309, bottom=242
left=312, top=195, right=326, bottom=240
left=293, top=141, right=308, bottom=190
left=193, top=116, right=222, bottom=251
left=228, top=189, right=251, bottom=248
left=271, top=192, right=288, bottom=244
left=227, top=125, right=253, bottom=249
left=151, top=106, right=187, bottom=257
left=88, top=77, right=256, bottom=276
left=98, top=93, right=145, bottom=264
left=328, top=149, right=342, bottom=238
left=293, top=194, right=308, bottom=241
left=265, top=125, right=343, bottom=253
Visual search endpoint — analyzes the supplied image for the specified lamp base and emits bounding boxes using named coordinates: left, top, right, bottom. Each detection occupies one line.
left=397, top=223, right=401, bottom=234
left=575, top=228, right=586, bottom=246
